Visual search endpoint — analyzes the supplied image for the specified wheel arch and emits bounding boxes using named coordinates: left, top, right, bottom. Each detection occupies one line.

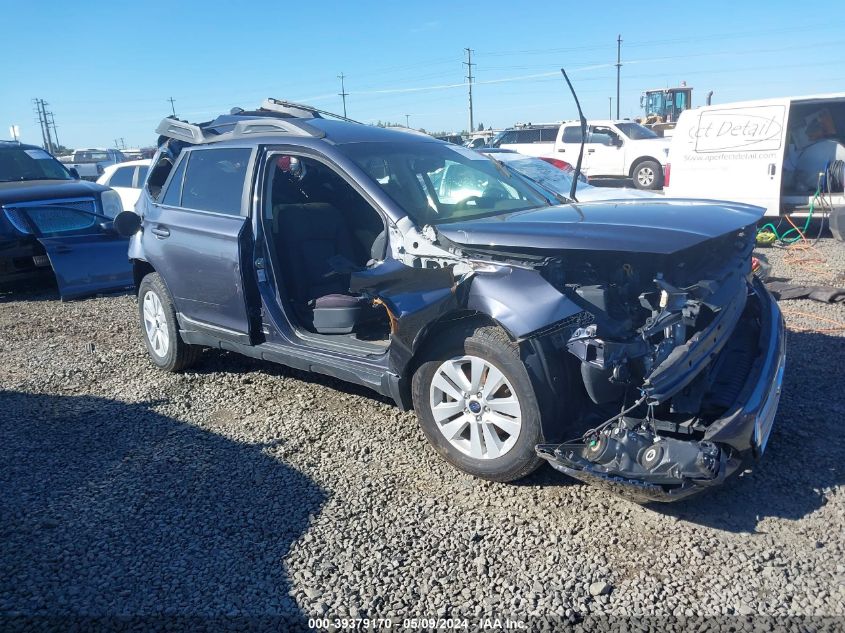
left=401, top=308, right=580, bottom=443
left=132, top=259, right=156, bottom=294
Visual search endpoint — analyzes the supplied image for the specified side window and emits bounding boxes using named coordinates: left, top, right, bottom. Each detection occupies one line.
left=590, top=126, right=618, bottom=145
left=108, top=166, right=135, bottom=187
left=180, top=148, right=252, bottom=215
left=20, top=206, right=97, bottom=236
left=161, top=155, right=188, bottom=207
left=540, top=128, right=558, bottom=142
left=496, top=131, right=518, bottom=145
left=514, top=129, right=541, bottom=143
left=562, top=126, right=583, bottom=143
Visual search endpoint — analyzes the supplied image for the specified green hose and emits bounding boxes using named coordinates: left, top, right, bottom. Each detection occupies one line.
left=757, top=183, right=820, bottom=244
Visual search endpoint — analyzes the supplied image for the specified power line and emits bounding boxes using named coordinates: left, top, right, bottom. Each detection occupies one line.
left=337, top=73, right=349, bottom=118
left=464, top=48, right=475, bottom=133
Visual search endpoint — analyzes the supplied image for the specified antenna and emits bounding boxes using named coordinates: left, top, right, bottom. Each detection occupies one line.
left=560, top=68, right=586, bottom=203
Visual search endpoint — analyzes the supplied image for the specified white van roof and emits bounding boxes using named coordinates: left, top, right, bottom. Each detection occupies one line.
left=686, top=91, right=845, bottom=111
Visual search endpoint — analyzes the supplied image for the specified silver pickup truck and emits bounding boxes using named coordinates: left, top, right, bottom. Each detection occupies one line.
left=59, top=148, right=126, bottom=181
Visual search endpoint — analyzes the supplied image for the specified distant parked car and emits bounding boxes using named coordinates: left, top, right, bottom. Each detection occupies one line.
left=0, top=141, right=132, bottom=298
left=97, top=159, right=151, bottom=212
left=480, top=149, right=660, bottom=202
left=60, top=148, right=127, bottom=181
left=490, top=120, right=671, bottom=189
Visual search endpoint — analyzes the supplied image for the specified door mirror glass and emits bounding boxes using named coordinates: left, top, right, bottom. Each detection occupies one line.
left=113, top=210, right=142, bottom=237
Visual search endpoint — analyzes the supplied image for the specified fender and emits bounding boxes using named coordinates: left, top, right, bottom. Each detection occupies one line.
left=466, top=265, right=583, bottom=339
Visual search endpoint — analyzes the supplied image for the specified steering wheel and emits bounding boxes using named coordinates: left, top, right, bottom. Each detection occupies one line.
left=455, top=195, right=483, bottom=210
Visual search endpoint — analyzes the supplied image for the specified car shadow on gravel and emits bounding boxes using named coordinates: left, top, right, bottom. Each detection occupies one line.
left=0, top=390, right=325, bottom=627
left=649, top=330, right=844, bottom=533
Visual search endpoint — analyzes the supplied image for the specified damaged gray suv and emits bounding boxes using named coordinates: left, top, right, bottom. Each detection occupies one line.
left=115, top=99, right=786, bottom=501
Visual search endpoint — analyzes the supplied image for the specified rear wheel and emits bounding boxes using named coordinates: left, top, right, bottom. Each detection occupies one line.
left=412, top=325, right=544, bottom=482
left=633, top=159, right=663, bottom=190
left=138, top=273, right=202, bottom=372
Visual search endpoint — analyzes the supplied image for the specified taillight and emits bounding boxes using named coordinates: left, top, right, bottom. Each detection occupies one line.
left=663, top=163, right=671, bottom=187
left=539, top=156, right=574, bottom=172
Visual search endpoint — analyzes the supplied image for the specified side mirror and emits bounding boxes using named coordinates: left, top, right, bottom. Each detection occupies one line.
left=69, top=167, right=80, bottom=180
left=113, top=210, right=142, bottom=237
left=99, top=221, right=116, bottom=233
left=612, top=137, right=623, bottom=147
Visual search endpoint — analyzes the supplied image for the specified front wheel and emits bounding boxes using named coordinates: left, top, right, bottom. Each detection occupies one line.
left=633, top=160, right=663, bottom=190
left=412, top=326, right=544, bottom=482
left=138, top=273, right=202, bottom=372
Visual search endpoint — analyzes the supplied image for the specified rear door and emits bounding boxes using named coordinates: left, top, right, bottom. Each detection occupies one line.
left=555, top=124, right=591, bottom=170
left=667, top=100, right=789, bottom=214
left=5, top=202, right=133, bottom=299
left=141, top=146, right=256, bottom=343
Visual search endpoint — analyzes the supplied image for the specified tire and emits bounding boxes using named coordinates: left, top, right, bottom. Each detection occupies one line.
left=412, top=325, right=544, bottom=482
left=137, top=272, right=202, bottom=372
left=632, top=159, right=663, bottom=190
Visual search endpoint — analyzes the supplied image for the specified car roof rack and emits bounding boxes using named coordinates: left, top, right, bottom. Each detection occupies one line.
left=155, top=114, right=326, bottom=145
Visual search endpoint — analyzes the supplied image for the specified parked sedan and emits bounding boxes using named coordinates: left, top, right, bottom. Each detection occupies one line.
left=97, top=159, right=151, bottom=212
left=0, top=141, right=133, bottom=298
left=480, top=149, right=659, bottom=202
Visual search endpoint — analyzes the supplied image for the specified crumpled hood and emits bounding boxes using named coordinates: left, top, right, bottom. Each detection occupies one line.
left=0, top=179, right=108, bottom=206
left=435, top=199, right=764, bottom=255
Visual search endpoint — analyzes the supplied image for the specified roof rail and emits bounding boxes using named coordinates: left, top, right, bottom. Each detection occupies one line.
left=260, top=98, right=323, bottom=118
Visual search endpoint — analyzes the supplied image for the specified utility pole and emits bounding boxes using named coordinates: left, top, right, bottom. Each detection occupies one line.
left=405, top=114, right=410, bottom=128
left=464, top=48, right=475, bottom=134
left=167, top=97, right=177, bottom=117
left=615, top=34, right=622, bottom=119
left=608, top=97, right=612, bottom=119
left=32, top=99, right=54, bottom=154
left=337, top=73, right=349, bottom=118
left=47, top=111, right=60, bottom=149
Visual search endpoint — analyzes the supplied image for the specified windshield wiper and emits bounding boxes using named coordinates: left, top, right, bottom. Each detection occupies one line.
left=484, top=154, right=512, bottom=180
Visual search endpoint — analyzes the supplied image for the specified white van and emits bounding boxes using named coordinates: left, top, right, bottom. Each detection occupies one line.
left=664, top=93, right=845, bottom=216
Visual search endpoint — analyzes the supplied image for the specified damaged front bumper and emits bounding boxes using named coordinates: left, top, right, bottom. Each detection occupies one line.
left=537, top=278, right=786, bottom=502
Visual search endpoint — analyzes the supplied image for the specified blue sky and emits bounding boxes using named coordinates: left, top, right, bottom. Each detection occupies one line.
left=2, top=0, right=843, bottom=149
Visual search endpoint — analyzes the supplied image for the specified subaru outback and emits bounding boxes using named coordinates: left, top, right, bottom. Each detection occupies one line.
left=114, top=99, right=786, bottom=501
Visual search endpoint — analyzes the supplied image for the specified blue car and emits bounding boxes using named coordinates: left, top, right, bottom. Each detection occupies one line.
left=113, top=99, right=786, bottom=501
left=0, top=141, right=131, bottom=298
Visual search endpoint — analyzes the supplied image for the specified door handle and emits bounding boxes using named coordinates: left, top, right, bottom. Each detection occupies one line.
left=558, top=148, right=566, bottom=153
left=587, top=149, right=595, bottom=154
left=151, top=225, right=170, bottom=238
left=768, top=163, right=777, bottom=178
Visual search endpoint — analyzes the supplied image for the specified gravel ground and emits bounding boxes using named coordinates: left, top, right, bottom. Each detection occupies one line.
left=1, top=240, right=844, bottom=630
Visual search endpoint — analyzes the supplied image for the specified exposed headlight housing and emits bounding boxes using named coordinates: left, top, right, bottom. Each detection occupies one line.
left=100, top=189, right=123, bottom=218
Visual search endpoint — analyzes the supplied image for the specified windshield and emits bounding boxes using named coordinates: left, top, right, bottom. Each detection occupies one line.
left=341, top=141, right=549, bottom=225
left=492, top=155, right=593, bottom=196
left=0, top=147, right=73, bottom=182
left=614, top=122, right=659, bottom=140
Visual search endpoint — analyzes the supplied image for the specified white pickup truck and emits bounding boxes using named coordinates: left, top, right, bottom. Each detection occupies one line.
left=490, top=120, right=672, bottom=189
left=59, top=148, right=127, bottom=181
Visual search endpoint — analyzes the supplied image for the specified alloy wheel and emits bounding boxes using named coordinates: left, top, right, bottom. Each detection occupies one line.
left=142, top=290, right=170, bottom=358
left=637, top=166, right=655, bottom=187
left=429, top=355, right=522, bottom=459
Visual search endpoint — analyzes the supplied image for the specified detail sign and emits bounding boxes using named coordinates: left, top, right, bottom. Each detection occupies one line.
left=691, top=105, right=785, bottom=153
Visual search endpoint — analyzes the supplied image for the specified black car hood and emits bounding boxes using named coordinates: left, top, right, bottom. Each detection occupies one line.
left=435, top=199, right=764, bottom=255
left=0, top=179, right=108, bottom=205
